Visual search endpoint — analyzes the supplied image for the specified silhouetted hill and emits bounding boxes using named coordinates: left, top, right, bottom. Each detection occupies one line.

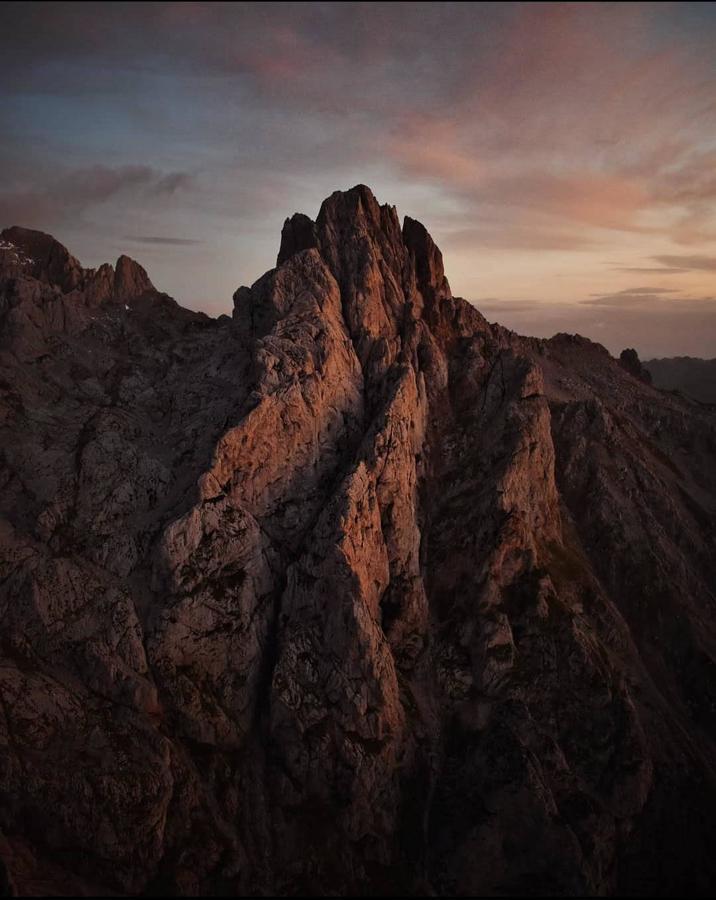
left=645, top=356, right=716, bottom=404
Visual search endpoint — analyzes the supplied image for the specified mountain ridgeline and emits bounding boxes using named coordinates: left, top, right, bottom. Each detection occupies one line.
left=1, top=187, right=715, bottom=896
left=644, top=356, right=716, bottom=405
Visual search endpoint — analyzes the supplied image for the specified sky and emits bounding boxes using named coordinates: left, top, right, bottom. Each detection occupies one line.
left=1, top=1, right=715, bottom=359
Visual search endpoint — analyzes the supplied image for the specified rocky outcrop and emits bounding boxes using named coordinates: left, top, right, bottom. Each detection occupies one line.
left=619, top=347, right=652, bottom=384
left=113, top=254, right=154, bottom=301
left=1, top=226, right=85, bottom=293
left=1, top=186, right=715, bottom=896
left=276, top=213, right=318, bottom=266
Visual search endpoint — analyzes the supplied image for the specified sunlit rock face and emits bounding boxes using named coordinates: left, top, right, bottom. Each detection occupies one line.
left=1, top=189, right=716, bottom=896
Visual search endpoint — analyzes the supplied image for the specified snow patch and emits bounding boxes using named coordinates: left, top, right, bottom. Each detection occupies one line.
left=0, top=240, right=34, bottom=266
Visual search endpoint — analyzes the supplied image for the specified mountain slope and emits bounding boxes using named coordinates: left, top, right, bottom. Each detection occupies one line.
left=645, top=356, right=716, bottom=404
left=1, top=187, right=715, bottom=896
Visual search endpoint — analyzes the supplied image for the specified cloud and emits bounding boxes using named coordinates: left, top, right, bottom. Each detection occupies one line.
left=606, top=287, right=679, bottom=295
left=652, top=254, right=716, bottom=272
left=0, top=164, right=193, bottom=228
left=468, top=171, right=651, bottom=233
left=584, top=289, right=679, bottom=307
left=444, top=222, right=596, bottom=252
left=613, top=266, right=687, bottom=274
left=153, top=172, right=194, bottom=195
left=582, top=286, right=715, bottom=308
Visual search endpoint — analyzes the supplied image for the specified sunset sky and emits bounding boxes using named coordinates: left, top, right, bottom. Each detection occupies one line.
left=2, top=1, right=715, bottom=358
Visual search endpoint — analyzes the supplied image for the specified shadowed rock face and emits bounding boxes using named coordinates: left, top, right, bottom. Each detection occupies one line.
left=1, top=188, right=715, bottom=896
left=645, top=356, right=716, bottom=404
left=619, top=347, right=652, bottom=385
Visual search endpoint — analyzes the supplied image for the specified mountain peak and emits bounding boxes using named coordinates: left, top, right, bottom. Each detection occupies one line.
left=319, top=183, right=382, bottom=217
left=316, top=183, right=401, bottom=242
left=0, top=225, right=156, bottom=305
left=276, top=213, right=317, bottom=266
left=272, top=185, right=450, bottom=316
left=256, top=186, right=453, bottom=382
left=619, top=347, right=652, bottom=384
left=1, top=225, right=84, bottom=292
left=275, top=187, right=390, bottom=272
left=114, top=254, right=154, bottom=300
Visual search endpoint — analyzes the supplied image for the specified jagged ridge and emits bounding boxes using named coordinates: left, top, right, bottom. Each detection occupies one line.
left=1, top=187, right=715, bottom=896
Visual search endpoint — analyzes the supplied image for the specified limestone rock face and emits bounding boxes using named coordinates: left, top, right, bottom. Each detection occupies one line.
left=1, top=186, right=716, bottom=896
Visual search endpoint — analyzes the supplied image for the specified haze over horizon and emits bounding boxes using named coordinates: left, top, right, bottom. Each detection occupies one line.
left=1, top=1, right=715, bottom=358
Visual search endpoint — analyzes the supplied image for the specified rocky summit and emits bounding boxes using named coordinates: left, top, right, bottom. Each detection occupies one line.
left=1, top=186, right=715, bottom=897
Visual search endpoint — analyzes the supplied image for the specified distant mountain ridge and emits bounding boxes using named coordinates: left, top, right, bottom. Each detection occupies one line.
left=1, top=187, right=715, bottom=896
left=645, top=355, right=716, bottom=404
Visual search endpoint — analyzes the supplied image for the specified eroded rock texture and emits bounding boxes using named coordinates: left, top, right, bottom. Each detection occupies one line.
left=1, top=188, right=715, bottom=896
